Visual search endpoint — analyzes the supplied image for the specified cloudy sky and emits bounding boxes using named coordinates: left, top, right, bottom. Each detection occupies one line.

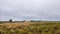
left=0, top=0, right=60, bottom=21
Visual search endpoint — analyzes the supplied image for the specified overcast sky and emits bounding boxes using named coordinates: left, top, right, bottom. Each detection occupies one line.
left=0, top=0, right=60, bottom=21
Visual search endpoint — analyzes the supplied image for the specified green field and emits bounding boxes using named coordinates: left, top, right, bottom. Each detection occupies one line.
left=0, top=21, right=60, bottom=34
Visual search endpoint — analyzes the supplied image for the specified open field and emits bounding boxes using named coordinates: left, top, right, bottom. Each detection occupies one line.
left=0, top=21, right=60, bottom=34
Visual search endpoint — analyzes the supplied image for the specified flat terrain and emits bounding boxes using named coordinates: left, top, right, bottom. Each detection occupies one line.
left=0, top=21, right=60, bottom=34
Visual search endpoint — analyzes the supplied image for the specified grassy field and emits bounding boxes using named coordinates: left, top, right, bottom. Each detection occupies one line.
left=0, top=21, right=60, bottom=34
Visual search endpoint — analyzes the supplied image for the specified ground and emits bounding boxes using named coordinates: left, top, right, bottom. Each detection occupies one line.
left=0, top=21, right=60, bottom=34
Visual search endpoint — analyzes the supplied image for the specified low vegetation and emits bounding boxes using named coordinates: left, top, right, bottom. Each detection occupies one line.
left=0, top=21, right=60, bottom=34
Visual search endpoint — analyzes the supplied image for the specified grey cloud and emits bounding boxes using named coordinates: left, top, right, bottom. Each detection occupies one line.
left=0, top=0, right=60, bottom=21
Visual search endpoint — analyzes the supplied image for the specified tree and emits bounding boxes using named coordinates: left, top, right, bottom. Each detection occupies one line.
left=9, top=19, right=12, bottom=22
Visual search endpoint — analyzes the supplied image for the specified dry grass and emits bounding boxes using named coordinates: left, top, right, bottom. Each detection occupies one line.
left=0, top=22, right=30, bottom=28
left=0, top=22, right=60, bottom=34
